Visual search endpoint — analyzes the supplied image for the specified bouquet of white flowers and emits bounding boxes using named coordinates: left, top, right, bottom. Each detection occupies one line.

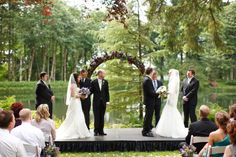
left=156, top=86, right=168, bottom=99
left=78, top=87, right=91, bottom=98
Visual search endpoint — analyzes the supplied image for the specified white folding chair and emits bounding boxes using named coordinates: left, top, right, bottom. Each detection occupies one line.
left=23, top=144, right=40, bottom=157
left=190, top=135, right=209, bottom=157
left=190, top=135, right=209, bottom=145
left=206, top=145, right=227, bottom=157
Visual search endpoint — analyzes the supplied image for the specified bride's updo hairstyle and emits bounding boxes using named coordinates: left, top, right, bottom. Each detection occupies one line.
left=35, top=104, right=50, bottom=123
left=215, top=111, right=230, bottom=133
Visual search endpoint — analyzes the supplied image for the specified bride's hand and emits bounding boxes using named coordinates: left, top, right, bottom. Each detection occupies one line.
left=79, top=94, right=86, bottom=100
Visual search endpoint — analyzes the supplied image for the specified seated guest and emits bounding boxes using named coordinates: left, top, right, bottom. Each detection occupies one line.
left=186, top=105, right=218, bottom=153
left=0, top=110, right=26, bottom=157
left=32, top=104, right=56, bottom=143
left=229, top=104, right=236, bottom=121
left=199, top=111, right=230, bottom=157
left=224, top=120, right=236, bottom=157
left=11, top=109, right=45, bottom=157
left=10, top=102, right=24, bottom=127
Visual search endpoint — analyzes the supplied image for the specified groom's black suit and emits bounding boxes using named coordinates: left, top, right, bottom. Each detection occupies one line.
left=79, top=78, right=92, bottom=130
left=35, top=80, right=54, bottom=118
left=142, top=76, right=157, bottom=135
left=90, top=78, right=110, bottom=134
left=181, top=77, right=199, bottom=127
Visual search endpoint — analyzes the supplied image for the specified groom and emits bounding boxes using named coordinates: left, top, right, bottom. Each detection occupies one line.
left=142, top=67, right=159, bottom=137
left=181, top=69, right=200, bottom=127
left=90, top=69, right=110, bottom=136
left=79, top=69, right=92, bottom=130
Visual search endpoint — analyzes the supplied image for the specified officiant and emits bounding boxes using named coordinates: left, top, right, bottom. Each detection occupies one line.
left=152, top=71, right=163, bottom=126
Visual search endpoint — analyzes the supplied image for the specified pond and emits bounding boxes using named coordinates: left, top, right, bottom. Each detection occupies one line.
left=0, top=82, right=236, bottom=128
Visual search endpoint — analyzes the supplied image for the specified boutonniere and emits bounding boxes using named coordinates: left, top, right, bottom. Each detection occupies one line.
left=102, top=80, right=105, bottom=85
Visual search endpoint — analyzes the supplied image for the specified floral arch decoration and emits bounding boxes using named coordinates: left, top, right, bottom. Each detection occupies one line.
left=87, top=51, right=145, bottom=78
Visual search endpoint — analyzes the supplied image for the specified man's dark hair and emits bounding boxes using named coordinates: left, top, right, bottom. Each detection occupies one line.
left=188, top=69, right=195, bottom=75
left=40, top=72, right=47, bottom=79
left=0, top=110, right=13, bottom=129
left=145, top=67, right=154, bottom=75
left=80, top=69, right=87, bottom=74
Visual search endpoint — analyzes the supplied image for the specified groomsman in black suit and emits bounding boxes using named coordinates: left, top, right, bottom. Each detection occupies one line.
left=35, top=72, right=55, bottom=119
left=79, top=69, right=92, bottom=130
left=142, top=67, right=157, bottom=137
left=181, top=69, right=200, bottom=127
left=90, top=70, right=110, bottom=136
left=152, top=71, right=163, bottom=126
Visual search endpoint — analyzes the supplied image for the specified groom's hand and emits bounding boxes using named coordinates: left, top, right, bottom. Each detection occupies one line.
left=183, top=96, right=188, bottom=101
left=106, top=102, right=110, bottom=105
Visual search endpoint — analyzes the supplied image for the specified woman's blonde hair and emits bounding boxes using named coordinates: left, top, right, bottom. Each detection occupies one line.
left=35, top=104, right=50, bottom=123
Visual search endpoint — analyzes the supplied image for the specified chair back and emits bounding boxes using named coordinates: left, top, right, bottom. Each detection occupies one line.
left=190, top=135, right=209, bottom=145
left=23, top=144, right=40, bottom=157
left=206, top=145, right=227, bottom=157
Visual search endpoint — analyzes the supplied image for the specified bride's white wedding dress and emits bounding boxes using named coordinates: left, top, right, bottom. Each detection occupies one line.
left=56, top=74, right=91, bottom=140
left=155, top=69, right=188, bottom=138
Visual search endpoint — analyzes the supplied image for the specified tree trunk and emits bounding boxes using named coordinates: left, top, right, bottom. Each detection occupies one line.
left=42, top=46, right=47, bottom=72
left=28, top=47, right=35, bottom=81
left=50, top=43, right=56, bottom=81
left=19, top=55, right=23, bottom=82
left=63, top=48, right=67, bottom=81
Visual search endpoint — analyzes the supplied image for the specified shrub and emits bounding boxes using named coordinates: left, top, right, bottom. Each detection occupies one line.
left=0, top=96, right=16, bottom=110
left=225, top=80, right=236, bottom=86
left=208, top=103, right=224, bottom=122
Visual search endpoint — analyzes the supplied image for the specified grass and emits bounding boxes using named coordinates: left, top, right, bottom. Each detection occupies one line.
left=60, top=151, right=181, bottom=157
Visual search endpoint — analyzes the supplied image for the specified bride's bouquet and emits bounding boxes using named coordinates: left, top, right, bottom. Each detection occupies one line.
left=78, top=87, right=91, bottom=99
left=156, top=86, right=168, bottom=99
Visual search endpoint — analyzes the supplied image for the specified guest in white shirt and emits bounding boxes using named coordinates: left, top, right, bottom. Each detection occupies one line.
left=32, top=104, right=56, bottom=143
left=0, top=110, right=26, bottom=157
left=11, top=108, right=45, bottom=157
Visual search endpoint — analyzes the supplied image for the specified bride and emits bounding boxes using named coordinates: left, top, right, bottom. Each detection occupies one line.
left=155, top=69, right=188, bottom=138
left=56, top=73, right=91, bottom=140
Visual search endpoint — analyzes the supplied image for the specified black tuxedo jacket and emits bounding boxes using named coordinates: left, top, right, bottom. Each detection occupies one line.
left=143, top=76, right=156, bottom=106
left=35, top=80, right=54, bottom=106
left=79, top=78, right=92, bottom=105
left=185, top=118, right=218, bottom=153
left=181, top=77, right=199, bottom=102
left=90, top=79, right=110, bottom=106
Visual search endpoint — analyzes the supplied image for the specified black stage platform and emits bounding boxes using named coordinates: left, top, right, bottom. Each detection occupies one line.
left=55, top=128, right=184, bottom=152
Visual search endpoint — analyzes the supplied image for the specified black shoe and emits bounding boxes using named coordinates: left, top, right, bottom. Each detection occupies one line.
left=143, top=132, right=154, bottom=137
left=100, top=133, right=107, bottom=136
left=94, top=133, right=100, bottom=136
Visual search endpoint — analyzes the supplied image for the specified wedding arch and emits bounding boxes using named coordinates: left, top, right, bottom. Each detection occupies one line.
left=87, top=51, right=145, bottom=78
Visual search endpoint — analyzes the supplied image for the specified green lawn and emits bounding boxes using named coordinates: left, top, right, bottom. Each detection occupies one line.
left=60, top=151, right=181, bottom=157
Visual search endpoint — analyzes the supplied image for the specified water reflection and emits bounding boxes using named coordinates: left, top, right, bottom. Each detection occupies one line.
left=0, top=88, right=236, bottom=126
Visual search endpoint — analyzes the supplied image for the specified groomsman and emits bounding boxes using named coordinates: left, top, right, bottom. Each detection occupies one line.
left=152, top=72, right=163, bottom=126
left=181, top=69, right=200, bottom=127
left=35, top=72, right=55, bottom=119
left=79, top=69, right=92, bottom=130
left=142, top=67, right=157, bottom=137
left=90, top=70, right=110, bottom=136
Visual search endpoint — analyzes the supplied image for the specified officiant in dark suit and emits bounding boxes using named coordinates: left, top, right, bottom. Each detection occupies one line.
left=142, top=67, right=157, bottom=137
left=152, top=71, right=163, bottom=126
left=181, top=69, right=200, bottom=127
left=79, top=69, right=92, bottom=130
left=35, top=72, right=55, bottom=119
left=90, top=69, right=110, bottom=136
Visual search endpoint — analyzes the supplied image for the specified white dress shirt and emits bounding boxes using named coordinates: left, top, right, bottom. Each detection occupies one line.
left=11, top=122, right=45, bottom=157
left=0, top=128, right=26, bottom=157
left=31, top=119, right=56, bottom=143
left=98, top=79, right=103, bottom=91
left=187, top=77, right=194, bottom=84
